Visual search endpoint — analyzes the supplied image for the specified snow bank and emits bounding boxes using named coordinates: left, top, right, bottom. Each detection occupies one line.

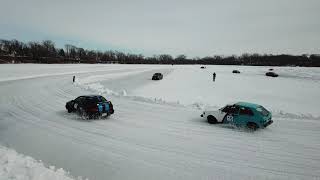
left=0, top=145, right=83, bottom=180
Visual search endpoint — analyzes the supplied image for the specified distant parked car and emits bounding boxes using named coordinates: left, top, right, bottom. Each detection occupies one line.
left=266, top=71, right=278, bottom=77
left=201, top=102, right=273, bottom=130
left=66, top=95, right=114, bottom=119
left=152, top=73, right=163, bottom=80
left=269, top=68, right=274, bottom=71
left=232, top=70, right=240, bottom=73
left=200, top=66, right=206, bottom=69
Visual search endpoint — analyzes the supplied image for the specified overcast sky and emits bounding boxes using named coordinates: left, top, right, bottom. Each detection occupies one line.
left=0, top=0, right=319, bottom=57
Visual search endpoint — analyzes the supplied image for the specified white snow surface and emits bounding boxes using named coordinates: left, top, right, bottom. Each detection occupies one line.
left=0, top=64, right=320, bottom=180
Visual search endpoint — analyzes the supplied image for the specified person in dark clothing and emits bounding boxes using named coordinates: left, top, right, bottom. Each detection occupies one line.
left=213, top=72, right=216, bottom=81
left=73, top=75, right=75, bottom=83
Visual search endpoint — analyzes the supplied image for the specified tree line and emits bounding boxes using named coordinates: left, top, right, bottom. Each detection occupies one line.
left=0, top=39, right=319, bottom=66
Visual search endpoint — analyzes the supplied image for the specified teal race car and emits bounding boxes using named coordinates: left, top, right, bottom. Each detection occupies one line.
left=201, top=102, right=273, bottom=130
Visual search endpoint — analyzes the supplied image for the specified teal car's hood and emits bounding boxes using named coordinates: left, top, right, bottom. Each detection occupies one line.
left=263, top=112, right=272, bottom=123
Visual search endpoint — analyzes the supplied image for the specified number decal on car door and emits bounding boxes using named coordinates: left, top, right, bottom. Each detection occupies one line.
left=226, top=115, right=233, bottom=122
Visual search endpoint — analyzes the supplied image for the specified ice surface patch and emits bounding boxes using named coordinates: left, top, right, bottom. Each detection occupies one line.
left=75, top=81, right=187, bottom=107
left=75, top=69, right=153, bottom=84
left=0, top=145, right=86, bottom=180
left=121, top=90, right=127, bottom=96
left=75, top=82, right=120, bottom=96
left=273, top=110, right=320, bottom=120
left=133, top=65, right=320, bottom=117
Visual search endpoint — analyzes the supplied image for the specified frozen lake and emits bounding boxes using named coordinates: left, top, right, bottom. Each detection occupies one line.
left=0, top=64, right=320, bottom=180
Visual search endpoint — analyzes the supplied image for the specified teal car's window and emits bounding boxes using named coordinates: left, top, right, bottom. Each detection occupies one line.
left=230, top=106, right=239, bottom=114
left=221, top=106, right=231, bottom=113
left=256, top=106, right=269, bottom=116
left=239, top=107, right=254, bottom=116
left=222, top=105, right=239, bottom=114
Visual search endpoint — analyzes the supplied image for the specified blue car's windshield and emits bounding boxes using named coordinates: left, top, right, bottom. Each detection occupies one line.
left=86, top=96, right=107, bottom=105
left=256, top=106, right=269, bottom=116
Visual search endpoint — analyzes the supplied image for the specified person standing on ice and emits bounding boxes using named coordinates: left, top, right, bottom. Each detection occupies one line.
left=213, top=72, right=216, bottom=81
left=73, top=75, right=75, bottom=83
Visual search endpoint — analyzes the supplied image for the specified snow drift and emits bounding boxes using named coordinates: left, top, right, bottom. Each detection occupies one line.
left=0, top=145, right=81, bottom=180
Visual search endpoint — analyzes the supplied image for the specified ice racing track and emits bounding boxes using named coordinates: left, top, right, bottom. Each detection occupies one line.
left=0, top=65, right=320, bottom=180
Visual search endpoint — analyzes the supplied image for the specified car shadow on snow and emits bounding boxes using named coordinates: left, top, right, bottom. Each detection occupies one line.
left=192, top=117, right=258, bottom=133
left=56, top=110, right=111, bottom=122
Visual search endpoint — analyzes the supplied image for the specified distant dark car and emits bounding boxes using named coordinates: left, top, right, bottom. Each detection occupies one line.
left=269, top=68, right=274, bottom=71
left=152, top=73, right=163, bottom=80
left=232, top=70, right=240, bottom=73
left=200, top=66, right=206, bottom=69
left=66, top=95, right=114, bottom=119
left=266, top=72, right=278, bottom=77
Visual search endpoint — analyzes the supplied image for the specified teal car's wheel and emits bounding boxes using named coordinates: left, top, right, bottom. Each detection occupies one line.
left=247, top=122, right=258, bottom=131
left=207, top=115, right=218, bottom=124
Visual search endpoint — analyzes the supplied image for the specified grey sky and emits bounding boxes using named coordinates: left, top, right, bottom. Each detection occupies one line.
left=0, top=0, right=319, bottom=56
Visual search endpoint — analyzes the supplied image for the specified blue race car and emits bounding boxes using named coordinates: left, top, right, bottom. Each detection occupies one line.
left=66, top=95, right=114, bottom=119
left=201, top=102, right=273, bottom=130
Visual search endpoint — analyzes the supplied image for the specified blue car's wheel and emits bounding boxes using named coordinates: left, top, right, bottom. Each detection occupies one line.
left=77, top=107, right=88, bottom=119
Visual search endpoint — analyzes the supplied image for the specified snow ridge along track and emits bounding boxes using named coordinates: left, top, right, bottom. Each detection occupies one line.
left=0, top=145, right=77, bottom=180
left=0, top=64, right=320, bottom=180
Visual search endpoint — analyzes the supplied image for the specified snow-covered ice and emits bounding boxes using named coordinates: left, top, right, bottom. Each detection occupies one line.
left=0, top=64, right=320, bottom=180
left=133, top=65, right=320, bottom=117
